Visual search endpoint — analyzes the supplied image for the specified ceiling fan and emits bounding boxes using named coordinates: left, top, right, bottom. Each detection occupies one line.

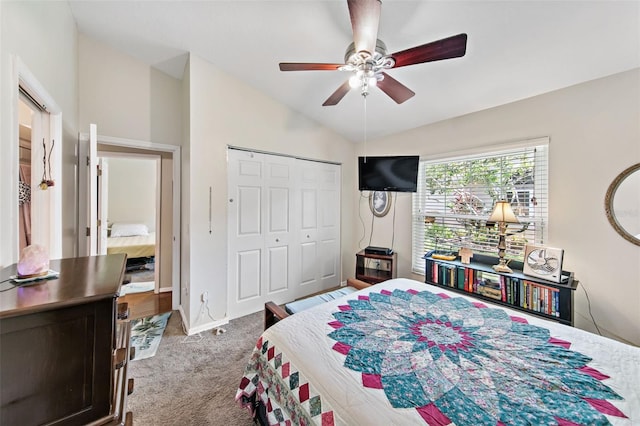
left=279, top=0, right=467, bottom=106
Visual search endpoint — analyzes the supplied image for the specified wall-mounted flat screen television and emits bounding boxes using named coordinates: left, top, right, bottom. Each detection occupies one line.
left=358, top=155, right=420, bottom=192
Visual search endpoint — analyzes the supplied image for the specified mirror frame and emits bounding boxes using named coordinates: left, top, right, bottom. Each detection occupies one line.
left=604, top=163, right=640, bottom=246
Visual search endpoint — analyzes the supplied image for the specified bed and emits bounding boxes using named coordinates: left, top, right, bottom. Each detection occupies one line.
left=236, top=278, right=640, bottom=425
left=106, top=232, right=156, bottom=258
left=106, top=223, right=156, bottom=259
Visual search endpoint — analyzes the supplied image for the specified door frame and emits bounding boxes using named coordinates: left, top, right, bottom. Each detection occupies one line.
left=79, top=133, right=181, bottom=310
left=97, top=152, right=162, bottom=292
left=6, top=56, right=63, bottom=264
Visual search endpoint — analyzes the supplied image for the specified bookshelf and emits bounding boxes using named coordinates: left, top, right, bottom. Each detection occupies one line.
left=423, top=253, right=579, bottom=326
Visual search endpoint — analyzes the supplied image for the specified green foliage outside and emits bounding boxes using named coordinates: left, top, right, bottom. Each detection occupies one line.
left=422, top=154, right=536, bottom=259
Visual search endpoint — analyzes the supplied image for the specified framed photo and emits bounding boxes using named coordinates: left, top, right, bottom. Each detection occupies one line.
left=369, top=191, right=392, bottom=217
left=475, top=271, right=502, bottom=300
left=523, top=244, right=564, bottom=283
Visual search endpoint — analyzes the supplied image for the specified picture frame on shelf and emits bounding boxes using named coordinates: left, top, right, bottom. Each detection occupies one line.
left=475, top=270, right=502, bottom=300
left=523, top=244, right=564, bottom=283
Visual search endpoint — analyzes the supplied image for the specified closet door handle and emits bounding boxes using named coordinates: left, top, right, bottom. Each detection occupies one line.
left=306, top=235, right=310, bottom=238
left=275, top=238, right=280, bottom=242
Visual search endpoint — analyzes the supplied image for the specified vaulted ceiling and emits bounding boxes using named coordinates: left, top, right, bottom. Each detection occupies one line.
left=68, top=1, right=640, bottom=142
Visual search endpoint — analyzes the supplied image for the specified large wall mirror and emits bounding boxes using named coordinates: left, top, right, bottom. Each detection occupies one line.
left=605, top=163, right=640, bottom=246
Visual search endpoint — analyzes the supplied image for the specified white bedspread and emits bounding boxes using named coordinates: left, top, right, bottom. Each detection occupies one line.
left=237, top=278, right=640, bottom=425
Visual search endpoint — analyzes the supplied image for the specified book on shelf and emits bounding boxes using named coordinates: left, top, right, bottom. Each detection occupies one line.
left=425, top=257, right=565, bottom=319
left=522, top=280, right=560, bottom=317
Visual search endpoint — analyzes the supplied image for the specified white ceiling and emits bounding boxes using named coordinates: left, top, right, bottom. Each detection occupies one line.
left=68, top=1, right=640, bottom=143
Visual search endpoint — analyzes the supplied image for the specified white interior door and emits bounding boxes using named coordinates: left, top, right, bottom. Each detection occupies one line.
left=97, top=158, right=109, bottom=255
left=263, top=154, right=296, bottom=300
left=228, top=150, right=264, bottom=318
left=316, top=162, right=341, bottom=289
left=87, top=124, right=98, bottom=255
left=298, top=162, right=320, bottom=294
left=297, top=160, right=341, bottom=297
left=228, top=149, right=341, bottom=319
left=77, top=123, right=98, bottom=256
left=227, top=150, right=297, bottom=318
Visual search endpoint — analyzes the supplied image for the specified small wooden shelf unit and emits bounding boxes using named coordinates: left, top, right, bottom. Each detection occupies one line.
left=356, top=250, right=397, bottom=284
left=424, top=253, right=578, bottom=326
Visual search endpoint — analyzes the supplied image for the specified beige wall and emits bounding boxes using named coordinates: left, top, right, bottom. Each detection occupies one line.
left=184, top=53, right=356, bottom=332
left=0, top=1, right=78, bottom=266
left=104, top=157, right=157, bottom=231
left=358, top=69, right=640, bottom=345
left=79, top=35, right=182, bottom=293
left=180, top=57, right=192, bottom=321
left=79, top=34, right=182, bottom=146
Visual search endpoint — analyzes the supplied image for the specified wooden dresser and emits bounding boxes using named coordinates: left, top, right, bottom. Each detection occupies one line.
left=0, top=254, right=133, bottom=426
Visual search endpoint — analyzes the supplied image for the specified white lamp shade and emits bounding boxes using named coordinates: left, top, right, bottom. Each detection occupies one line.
left=488, top=200, right=519, bottom=223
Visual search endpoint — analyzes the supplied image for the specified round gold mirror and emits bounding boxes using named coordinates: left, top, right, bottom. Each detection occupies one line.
left=605, top=163, right=640, bottom=246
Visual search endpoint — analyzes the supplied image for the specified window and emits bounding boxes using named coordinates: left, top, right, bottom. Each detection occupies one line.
left=412, top=139, right=549, bottom=275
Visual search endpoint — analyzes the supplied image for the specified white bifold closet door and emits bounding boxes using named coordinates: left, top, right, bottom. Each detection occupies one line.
left=227, top=149, right=341, bottom=319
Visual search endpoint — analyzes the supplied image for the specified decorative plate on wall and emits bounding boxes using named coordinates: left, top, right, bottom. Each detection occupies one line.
left=369, top=191, right=392, bottom=217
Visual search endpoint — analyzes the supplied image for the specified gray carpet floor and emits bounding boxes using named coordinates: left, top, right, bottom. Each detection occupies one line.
left=127, top=310, right=262, bottom=425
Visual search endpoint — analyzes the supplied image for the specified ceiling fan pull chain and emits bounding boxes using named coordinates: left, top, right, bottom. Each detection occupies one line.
left=363, top=94, right=368, bottom=160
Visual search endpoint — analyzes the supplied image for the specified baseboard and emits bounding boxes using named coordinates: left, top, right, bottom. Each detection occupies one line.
left=177, top=306, right=229, bottom=336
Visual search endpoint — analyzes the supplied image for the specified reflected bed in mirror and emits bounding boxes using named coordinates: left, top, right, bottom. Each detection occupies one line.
left=605, top=163, right=640, bottom=246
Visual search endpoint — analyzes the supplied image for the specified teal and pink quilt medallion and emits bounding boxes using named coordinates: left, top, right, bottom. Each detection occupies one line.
left=328, top=288, right=627, bottom=425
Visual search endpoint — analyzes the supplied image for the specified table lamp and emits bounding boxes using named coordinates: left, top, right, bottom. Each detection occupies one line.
left=488, top=200, right=519, bottom=273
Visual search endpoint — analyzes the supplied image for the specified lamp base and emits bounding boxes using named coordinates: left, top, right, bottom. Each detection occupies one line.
left=492, top=263, right=513, bottom=274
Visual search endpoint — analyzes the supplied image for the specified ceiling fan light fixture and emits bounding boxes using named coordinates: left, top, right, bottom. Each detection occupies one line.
left=349, top=75, right=361, bottom=89
left=279, top=1, right=467, bottom=106
left=349, top=69, right=378, bottom=91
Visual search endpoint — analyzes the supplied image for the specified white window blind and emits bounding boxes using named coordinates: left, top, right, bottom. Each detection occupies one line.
left=412, top=141, right=549, bottom=275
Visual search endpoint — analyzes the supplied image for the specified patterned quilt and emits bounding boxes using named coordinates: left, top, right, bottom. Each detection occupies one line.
left=236, top=279, right=640, bottom=425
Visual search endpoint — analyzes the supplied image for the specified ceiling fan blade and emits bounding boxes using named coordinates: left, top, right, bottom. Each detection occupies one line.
left=348, top=0, right=381, bottom=56
left=390, top=33, right=467, bottom=68
left=377, top=73, right=415, bottom=104
left=323, top=80, right=351, bottom=106
left=279, top=63, right=344, bottom=71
